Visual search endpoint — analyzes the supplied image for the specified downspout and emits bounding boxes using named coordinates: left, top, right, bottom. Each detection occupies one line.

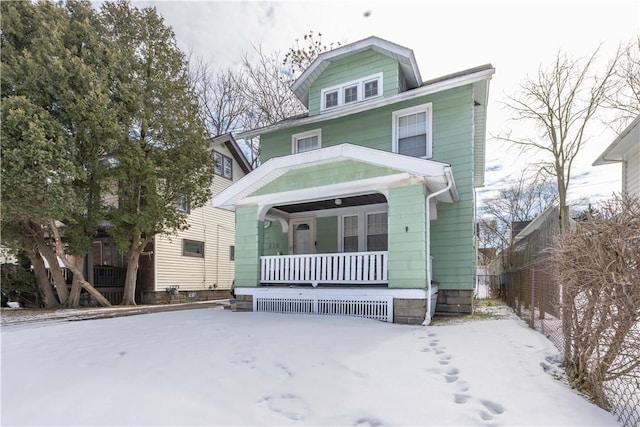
left=424, top=166, right=454, bottom=326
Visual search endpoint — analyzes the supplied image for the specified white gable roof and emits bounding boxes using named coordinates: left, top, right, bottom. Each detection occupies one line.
left=210, top=143, right=458, bottom=212
left=593, top=115, right=640, bottom=165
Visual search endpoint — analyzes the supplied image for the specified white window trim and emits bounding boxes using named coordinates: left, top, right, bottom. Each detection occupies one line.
left=320, top=72, right=383, bottom=112
left=338, top=205, right=388, bottom=252
left=291, top=128, right=322, bottom=154
left=213, top=150, right=233, bottom=180
left=392, top=102, right=433, bottom=159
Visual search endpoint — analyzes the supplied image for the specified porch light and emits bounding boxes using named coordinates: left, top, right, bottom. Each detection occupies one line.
left=335, top=198, right=342, bottom=206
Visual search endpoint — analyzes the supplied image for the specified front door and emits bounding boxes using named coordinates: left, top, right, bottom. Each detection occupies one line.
left=290, top=218, right=315, bottom=254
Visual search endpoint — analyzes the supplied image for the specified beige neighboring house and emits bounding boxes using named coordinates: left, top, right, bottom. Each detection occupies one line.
left=138, top=133, right=252, bottom=304
left=593, top=115, right=640, bottom=196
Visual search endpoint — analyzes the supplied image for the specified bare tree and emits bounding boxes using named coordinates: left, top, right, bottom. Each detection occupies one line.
left=282, top=30, right=341, bottom=83
left=497, top=46, right=620, bottom=230
left=606, top=35, right=640, bottom=129
left=551, top=194, right=640, bottom=408
left=478, top=169, right=557, bottom=267
left=189, top=55, right=253, bottom=137
left=189, top=32, right=340, bottom=168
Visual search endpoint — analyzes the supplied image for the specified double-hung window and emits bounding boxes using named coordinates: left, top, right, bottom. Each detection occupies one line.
left=339, top=209, right=388, bottom=252
left=392, top=103, right=432, bottom=158
left=292, top=129, right=322, bottom=154
left=213, top=151, right=233, bottom=179
left=320, top=72, right=382, bottom=111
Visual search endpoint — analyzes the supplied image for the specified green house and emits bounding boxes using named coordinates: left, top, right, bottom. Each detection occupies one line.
left=212, top=36, right=494, bottom=324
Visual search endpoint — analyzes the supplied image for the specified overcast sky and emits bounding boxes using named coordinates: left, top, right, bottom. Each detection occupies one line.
left=135, top=0, right=639, bottom=210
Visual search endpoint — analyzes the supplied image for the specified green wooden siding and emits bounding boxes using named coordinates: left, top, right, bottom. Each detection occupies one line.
left=316, top=216, right=338, bottom=253
left=253, top=84, right=476, bottom=292
left=234, top=206, right=262, bottom=287
left=251, top=160, right=401, bottom=196
left=388, top=184, right=427, bottom=288
left=260, top=86, right=472, bottom=162
left=308, top=50, right=400, bottom=116
left=263, top=220, right=288, bottom=256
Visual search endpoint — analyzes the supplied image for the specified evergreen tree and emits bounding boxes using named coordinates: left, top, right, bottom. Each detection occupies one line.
left=100, top=1, right=214, bottom=305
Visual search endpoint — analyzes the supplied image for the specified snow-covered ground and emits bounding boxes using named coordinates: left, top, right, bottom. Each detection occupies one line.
left=1, top=304, right=620, bottom=426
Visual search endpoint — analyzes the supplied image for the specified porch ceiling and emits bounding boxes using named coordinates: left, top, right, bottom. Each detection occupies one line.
left=276, top=193, right=387, bottom=214
left=210, top=143, right=458, bottom=212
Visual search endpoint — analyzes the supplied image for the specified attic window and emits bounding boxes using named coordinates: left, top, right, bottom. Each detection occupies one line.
left=321, top=72, right=383, bottom=111
left=364, top=79, right=379, bottom=98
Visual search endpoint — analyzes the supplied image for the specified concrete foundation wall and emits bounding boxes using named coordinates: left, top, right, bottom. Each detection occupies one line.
left=393, top=298, right=427, bottom=325
left=142, top=289, right=231, bottom=305
left=435, top=289, right=474, bottom=315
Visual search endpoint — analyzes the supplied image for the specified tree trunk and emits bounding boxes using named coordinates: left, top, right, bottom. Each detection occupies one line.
left=46, top=220, right=111, bottom=307
left=121, top=239, right=142, bottom=305
left=26, top=250, right=58, bottom=308
left=66, top=257, right=84, bottom=307
left=38, top=242, right=69, bottom=305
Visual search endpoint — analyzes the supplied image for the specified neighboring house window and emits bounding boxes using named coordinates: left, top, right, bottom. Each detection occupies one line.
left=392, top=103, right=432, bottom=158
left=366, top=212, right=388, bottom=251
left=229, top=245, right=235, bottom=261
left=343, top=215, right=359, bottom=252
left=174, top=195, right=190, bottom=214
left=321, top=72, right=383, bottom=111
left=292, top=129, right=322, bottom=154
left=183, top=239, right=204, bottom=258
left=213, top=151, right=233, bottom=179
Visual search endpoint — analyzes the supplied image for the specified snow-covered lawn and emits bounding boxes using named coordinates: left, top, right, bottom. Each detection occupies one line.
left=1, top=305, right=619, bottom=426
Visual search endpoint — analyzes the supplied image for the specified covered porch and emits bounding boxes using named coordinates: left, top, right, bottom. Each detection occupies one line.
left=212, top=144, right=458, bottom=323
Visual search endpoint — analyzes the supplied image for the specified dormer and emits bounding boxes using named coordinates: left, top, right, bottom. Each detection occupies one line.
left=292, top=36, right=422, bottom=117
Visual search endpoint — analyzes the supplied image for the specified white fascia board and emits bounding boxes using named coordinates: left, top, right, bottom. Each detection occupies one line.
left=593, top=115, right=640, bottom=165
left=210, top=143, right=457, bottom=211
left=238, top=173, right=420, bottom=208
left=240, top=67, right=494, bottom=139
left=235, top=286, right=431, bottom=299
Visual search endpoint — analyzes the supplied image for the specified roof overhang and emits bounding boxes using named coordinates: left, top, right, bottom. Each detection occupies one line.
left=593, top=115, right=640, bottom=165
left=291, top=36, right=422, bottom=107
left=210, top=144, right=458, bottom=212
left=210, top=133, right=253, bottom=174
left=238, top=64, right=495, bottom=140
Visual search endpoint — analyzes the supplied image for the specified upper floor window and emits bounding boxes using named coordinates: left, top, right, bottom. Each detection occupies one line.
left=213, top=151, right=233, bottom=180
left=292, top=129, right=322, bottom=154
left=364, top=78, right=379, bottom=99
left=392, top=103, right=432, bottom=159
left=174, top=195, right=190, bottom=213
left=321, top=72, right=383, bottom=111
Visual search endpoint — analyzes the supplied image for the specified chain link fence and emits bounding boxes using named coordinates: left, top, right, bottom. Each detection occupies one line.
left=502, top=257, right=639, bottom=427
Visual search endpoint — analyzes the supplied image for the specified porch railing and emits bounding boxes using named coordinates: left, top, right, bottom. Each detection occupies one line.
left=260, top=251, right=388, bottom=286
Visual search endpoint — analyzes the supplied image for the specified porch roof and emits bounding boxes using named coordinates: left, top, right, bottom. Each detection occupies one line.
left=210, top=144, right=458, bottom=212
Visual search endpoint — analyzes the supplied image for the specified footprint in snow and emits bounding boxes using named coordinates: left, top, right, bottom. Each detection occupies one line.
left=444, top=367, right=459, bottom=383
left=352, top=416, right=383, bottom=426
left=455, top=381, right=469, bottom=392
left=481, top=399, right=505, bottom=415
left=260, top=394, right=310, bottom=421
left=454, top=393, right=471, bottom=404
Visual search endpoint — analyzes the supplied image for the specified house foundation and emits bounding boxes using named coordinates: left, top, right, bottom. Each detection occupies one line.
left=230, top=294, right=254, bottom=312
left=393, top=298, right=427, bottom=325
left=141, top=289, right=231, bottom=305
left=435, top=289, right=474, bottom=315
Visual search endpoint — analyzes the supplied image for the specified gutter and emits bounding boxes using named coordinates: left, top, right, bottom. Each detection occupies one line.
left=423, top=166, right=455, bottom=326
